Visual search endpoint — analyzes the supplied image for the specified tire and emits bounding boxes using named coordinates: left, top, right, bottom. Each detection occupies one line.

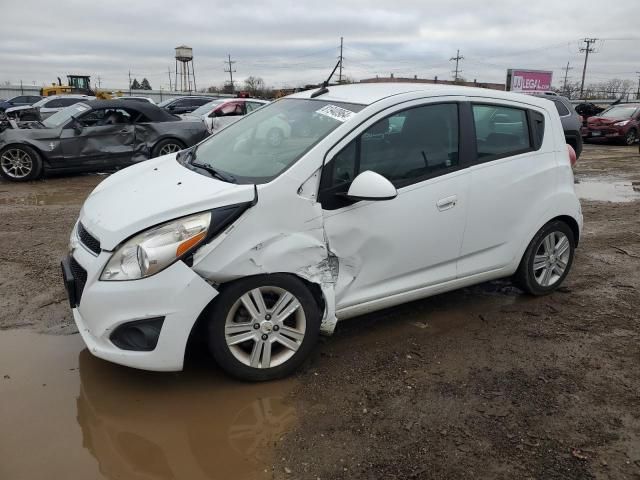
left=0, top=144, right=43, bottom=182
left=151, top=138, right=185, bottom=158
left=207, top=274, right=321, bottom=381
left=624, top=128, right=637, bottom=146
left=515, top=220, right=575, bottom=296
left=266, top=128, right=284, bottom=147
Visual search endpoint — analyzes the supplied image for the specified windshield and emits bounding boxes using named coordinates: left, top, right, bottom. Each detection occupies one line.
left=42, top=103, right=91, bottom=128
left=32, top=98, right=50, bottom=108
left=190, top=100, right=224, bottom=116
left=191, top=98, right=364, bottom=184
left=157, top=98, right=175, bottom=107
left=600, top=105, right=639, bottom=120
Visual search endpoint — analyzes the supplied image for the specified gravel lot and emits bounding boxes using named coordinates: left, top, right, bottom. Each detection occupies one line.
left=0, top=143, right=638, bottom=479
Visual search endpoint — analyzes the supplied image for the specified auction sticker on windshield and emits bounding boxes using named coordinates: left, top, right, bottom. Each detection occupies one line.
left=315, top=104, right=356, bottom=123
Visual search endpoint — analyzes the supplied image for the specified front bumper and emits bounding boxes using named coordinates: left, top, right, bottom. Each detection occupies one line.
left=65, top=240, right=218, bottom=371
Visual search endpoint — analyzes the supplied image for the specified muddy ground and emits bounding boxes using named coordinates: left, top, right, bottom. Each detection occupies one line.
left=0, top=144, right=639, bottom=479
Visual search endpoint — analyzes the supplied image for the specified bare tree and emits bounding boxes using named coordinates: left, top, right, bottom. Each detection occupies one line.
left=244, top=76, right=265, bottom=96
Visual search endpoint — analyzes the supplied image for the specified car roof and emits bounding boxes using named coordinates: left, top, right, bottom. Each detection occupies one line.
left=287, top=83, right=551, bottom=109
left=83, top=99, right=177, bottom=121
left=43, top=94, right=94, bottom=100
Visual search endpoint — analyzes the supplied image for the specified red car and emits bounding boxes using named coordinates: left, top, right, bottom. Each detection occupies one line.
left=585, top=103, right=640, bottom=145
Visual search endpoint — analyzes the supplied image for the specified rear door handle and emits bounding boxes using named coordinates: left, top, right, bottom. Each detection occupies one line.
left=436, top=195, right=458, bottom=211
left=119, top=129, right=129, bottom=134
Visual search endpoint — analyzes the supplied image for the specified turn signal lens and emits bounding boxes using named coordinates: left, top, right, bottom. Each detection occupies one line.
left=176, top=231, right=207, bottom=257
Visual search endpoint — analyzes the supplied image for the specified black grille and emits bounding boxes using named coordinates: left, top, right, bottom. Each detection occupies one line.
left=70, top=256, right=87, bottom=305
left=78, top=223, right=101, bottom=255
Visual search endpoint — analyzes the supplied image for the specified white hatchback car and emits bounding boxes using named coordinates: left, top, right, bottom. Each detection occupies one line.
left=63, top=83, right=582, bottom=381
left=5, top=94, right=95, bottom=120
left=183, top=98, right=271, bottom=134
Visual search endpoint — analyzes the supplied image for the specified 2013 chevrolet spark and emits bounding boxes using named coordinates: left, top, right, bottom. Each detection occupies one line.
left=62, top=83, right=582, bottom=381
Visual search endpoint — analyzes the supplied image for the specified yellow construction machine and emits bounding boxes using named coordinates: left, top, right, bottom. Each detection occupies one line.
left=40, top=75, right=113, bottom=99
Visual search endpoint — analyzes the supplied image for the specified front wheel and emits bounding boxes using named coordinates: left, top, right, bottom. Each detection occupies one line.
left=207, top=274, right=321, bottom=381
left=0, top=145, right=43, bottom=181
left=624, top=128, right=637, bottom=146
left=151, top=138, right=184, bottom=158
left=515, top=221, right=575, bottom=296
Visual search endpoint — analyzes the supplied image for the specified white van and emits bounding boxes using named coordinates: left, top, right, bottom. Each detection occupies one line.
left=63, top=83, right=582, bottom=381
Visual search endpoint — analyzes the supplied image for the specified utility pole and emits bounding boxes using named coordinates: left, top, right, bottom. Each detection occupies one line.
left=97, top=76, right=102, bottom=89
left=450, top=49, right=464, bottom=82
left=167, top=66, right=172, bottom=91
left=338, top=36, right=344, bottom=84
left=128, top=70, right=132, bottom=95
left=224, top=54, right=236, bottom=93
left=579, top=38, right=597, bottom=99
left=562, top=62, right=573, bottom=97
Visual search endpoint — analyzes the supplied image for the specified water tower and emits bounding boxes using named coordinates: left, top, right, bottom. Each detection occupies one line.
left=174, top=45, right=197, bottom=93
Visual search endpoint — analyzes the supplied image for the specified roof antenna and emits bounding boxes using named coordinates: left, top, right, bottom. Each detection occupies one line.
left=310, top=60, right=342, bottom=98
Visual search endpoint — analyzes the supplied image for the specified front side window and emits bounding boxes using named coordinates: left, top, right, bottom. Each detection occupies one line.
left=472, top=105, right=530, bottom=160
left=245, top=101, right=265, bottom=113
left=218, top=102, right=244, bottom=116
left=321, top=103, right=459, bottom=194
left=78, top=108, right=132, bottom=127
left=190, top=99, right=364, bottom=184
left=44, top=99, right=65, bottom=108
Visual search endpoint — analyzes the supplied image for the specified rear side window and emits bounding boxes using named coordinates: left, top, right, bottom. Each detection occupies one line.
left=552, top=99, right=570, bottom=116
left=44, top=99, right=64, bottom=108
left=59, top=98, right=84, bottom=107
left=472, top=105, right=530, bottom=160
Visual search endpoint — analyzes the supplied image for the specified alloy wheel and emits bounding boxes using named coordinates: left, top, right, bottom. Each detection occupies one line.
left=533, top=231, right=571, bottom=287
left=159, top=143, right=182, bottom=155
left=0, top=148, right=33, bottom=179
left=224, top=286, right=306, bottom=369
left=625, top=130, right=637, bottom=145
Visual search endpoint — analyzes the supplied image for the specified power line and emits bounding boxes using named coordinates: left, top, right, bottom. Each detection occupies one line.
left=450, top=49, right=464, bottom=81
left=224, top=54, right=236, bottom=93
left=579, top=38, right=598, bottom=99
left=338, top=37, right=344, bottom=84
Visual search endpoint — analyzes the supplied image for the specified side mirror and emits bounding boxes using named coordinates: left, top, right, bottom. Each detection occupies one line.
left=167, top=105, right=176, bottom=111
left=213, top=109, right=223, bottom=117
left=346, top=171, right=397, bottom=201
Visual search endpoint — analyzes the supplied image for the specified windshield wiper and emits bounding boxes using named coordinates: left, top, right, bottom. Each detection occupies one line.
left=191, top=160, right=237, bottom=183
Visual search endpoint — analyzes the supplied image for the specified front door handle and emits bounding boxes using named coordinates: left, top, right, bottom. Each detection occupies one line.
left=436, top=195, right=458, bottom=211
left=119, top=129, right=129, bottom=134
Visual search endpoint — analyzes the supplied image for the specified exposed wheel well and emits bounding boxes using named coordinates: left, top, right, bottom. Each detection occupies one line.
left=551, top=215, right=580, bottom=246
left=184, top=272, right=326, bottom=363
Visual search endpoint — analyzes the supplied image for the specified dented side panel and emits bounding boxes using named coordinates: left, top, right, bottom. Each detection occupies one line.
left=192, top=173, right=339, bottom=334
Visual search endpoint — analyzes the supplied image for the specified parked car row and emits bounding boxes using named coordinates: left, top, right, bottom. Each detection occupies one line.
left=5, top=94, right=95, bottom=121
left=0, top=99, right=208, bottom=181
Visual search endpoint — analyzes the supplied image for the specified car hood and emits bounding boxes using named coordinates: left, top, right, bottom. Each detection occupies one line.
left=5, top=105, right=34, bottom=114
left=588, top=116, right=627, bottom=125
left=0, top=124, right=59, bottom=143
left=79, top=154, right=256, bottom=250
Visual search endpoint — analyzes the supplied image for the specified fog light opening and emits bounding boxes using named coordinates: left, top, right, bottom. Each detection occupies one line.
left=110, top=317, right=165, bottom=352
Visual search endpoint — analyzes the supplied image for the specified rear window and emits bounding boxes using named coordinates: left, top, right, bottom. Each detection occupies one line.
left=552, top=99, right=570, bottom=116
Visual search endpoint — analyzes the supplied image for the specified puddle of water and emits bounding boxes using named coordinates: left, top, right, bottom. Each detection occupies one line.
left=0, top=330, right=295, bottom=480
left=574, top=178, right=640, bottom=203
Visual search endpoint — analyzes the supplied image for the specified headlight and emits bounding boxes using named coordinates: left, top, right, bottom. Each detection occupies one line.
left=614, top=120, right=630, bottom=126
left=101, top=212, right=211, bottom=281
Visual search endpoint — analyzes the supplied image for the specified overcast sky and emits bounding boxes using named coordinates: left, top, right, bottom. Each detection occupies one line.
left=2, top=0, right=639, bottom=91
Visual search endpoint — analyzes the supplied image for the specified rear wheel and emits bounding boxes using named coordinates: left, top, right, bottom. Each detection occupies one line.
left=0, top=145, right=43, bottom=181
left=152, top=138, right=184, bottom=158
left=515, top=221, right=575, bottom=296
left=207, top=274, right=320, bottom=381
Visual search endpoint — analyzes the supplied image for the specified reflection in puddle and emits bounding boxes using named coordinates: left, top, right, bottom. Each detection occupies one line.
left=0, top=331, right=295, bottom=480
left=574, top=177, right=640, bottom=202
